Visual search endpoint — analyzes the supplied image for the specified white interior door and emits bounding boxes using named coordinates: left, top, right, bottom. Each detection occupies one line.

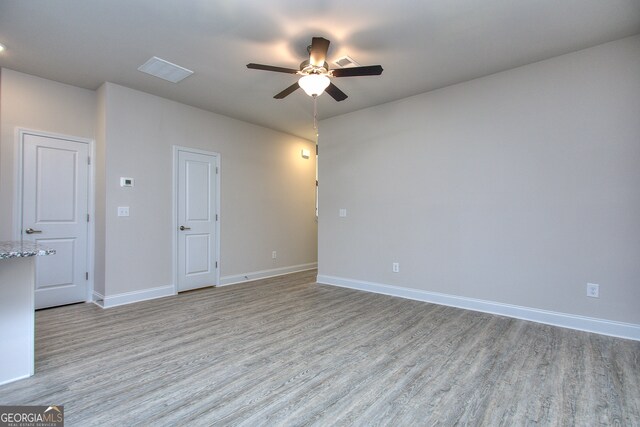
left=177, top=149, right=219, bottom=292
left=22, top=133, right=89, bottom=309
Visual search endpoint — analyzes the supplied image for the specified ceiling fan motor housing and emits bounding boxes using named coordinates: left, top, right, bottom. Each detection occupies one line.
left=299, top=59, right=329, bottom=75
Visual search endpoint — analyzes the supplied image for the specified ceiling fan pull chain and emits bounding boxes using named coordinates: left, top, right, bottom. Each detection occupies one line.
left=313, top=95, right=318, bottom=130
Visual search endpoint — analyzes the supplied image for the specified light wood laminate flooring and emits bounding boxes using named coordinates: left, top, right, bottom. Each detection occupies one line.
left=0, top=270, right=638, bottom=425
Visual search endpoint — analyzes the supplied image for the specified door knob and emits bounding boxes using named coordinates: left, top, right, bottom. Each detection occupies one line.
left=25, top=228, right=43, bottom=234
left=179, top=225, right=191, bottom=231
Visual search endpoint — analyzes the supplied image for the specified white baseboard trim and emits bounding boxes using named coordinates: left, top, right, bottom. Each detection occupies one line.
left=220, top=262, right=317, bottom=287
left=92, top=284, right=176, bottom=309
left=0, top=373, right=32, bottom=386
left=317, top=275, right=640, bottom=341
left=92, top=291, right=105, bottom=308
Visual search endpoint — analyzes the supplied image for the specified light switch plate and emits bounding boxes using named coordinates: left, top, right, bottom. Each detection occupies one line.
left=120, top=177, right=134, bottom=187
left=339, top=208, right=347, bottom=217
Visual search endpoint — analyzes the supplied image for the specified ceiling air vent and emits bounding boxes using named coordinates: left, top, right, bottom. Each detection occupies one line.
left=333, top=55, right=360, bottom=68
left=137, top=56, right=193, bottom=83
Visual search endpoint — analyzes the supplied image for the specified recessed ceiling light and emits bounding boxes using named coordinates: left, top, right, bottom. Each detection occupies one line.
left=138, top=56, right=193, bottom=83
left=0, top=43, right=6, bottom=52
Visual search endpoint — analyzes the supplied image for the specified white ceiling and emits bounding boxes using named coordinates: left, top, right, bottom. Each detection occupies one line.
left=1, top=0, right=639, bottom=140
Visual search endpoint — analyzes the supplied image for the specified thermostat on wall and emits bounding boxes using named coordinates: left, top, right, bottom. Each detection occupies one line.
left=120, top=177, right=134, bottom=187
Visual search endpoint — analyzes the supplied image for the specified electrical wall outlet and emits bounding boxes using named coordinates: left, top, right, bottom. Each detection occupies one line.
left=272, top=251, right=277, bottom=259
left=586, top=283, right=599, bottom=298
left=392, top=262, right=400, bottom=273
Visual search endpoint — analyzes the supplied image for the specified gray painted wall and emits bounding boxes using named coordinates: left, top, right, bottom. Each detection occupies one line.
left=100, top=83, right=317, bottom=296
left=319, top=36, right=640, bottom=325
left=94, top=84, right=107, bottom=296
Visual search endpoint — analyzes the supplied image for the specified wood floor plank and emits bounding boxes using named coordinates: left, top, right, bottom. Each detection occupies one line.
left=0, top=269, right=638, bottom=426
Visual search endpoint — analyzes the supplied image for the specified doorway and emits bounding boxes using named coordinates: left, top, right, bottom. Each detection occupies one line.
left=173, top=146, right=220, bottom=292
left=19, top=130, right=93, bottom=309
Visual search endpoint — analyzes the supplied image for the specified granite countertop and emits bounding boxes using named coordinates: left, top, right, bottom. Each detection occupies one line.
left=0, top=241, right=56, bottom=260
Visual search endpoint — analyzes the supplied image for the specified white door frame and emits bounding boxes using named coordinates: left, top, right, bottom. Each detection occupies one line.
left=15, top=128, right=96, bottom=303
left=172, top=146, right=221, bottom=292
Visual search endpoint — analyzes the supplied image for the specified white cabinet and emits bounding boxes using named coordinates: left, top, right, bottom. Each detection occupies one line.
left=0, top=242, right=55, bottom=385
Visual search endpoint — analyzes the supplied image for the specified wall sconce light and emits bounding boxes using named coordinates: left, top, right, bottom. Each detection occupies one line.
left=301, top=149, right=311, bottom=159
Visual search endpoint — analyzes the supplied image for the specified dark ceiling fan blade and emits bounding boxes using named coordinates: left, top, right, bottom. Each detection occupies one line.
left=325, top=82, right=348, bottom=102
left=331, top=65, right=383, bottom=77
left=274, top=82, right=300, bottom=99
left=309, top=37, right=330, bottom=67
left=247, top=63, right=299, bottom=74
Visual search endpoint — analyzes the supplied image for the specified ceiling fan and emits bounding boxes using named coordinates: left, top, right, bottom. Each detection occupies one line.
left=246, top=37, right=383, bottom=102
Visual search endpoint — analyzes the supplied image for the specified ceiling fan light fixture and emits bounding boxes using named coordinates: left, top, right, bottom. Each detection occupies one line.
left=298, top=74, right=330, bottom=97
